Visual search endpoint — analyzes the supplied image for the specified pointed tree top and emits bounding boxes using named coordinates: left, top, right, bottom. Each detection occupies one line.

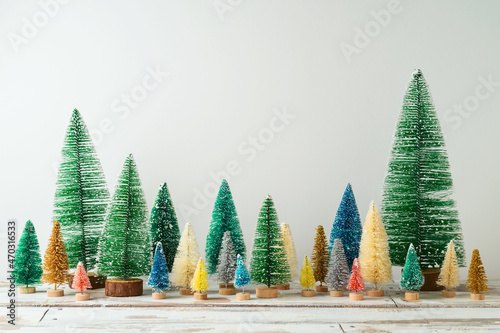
left=127, top=153, right=134, bottom=160
left=412, top=69, right=423, bottom=77
left=266, top=194, right=273, bottom=200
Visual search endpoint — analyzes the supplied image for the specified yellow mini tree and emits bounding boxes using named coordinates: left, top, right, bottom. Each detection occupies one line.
left=437, top=240, right=460, bottom=295
left=191, top=258, right=209, bottom=295
left=466, top=249, right=488, bottom=297
left=359, top=202, right=392, bottom=292
left=42, top=221, right=70, bottom=295
left=281, top=223, right=299, bottom=282
left=300, top=255, right=315, bottom=290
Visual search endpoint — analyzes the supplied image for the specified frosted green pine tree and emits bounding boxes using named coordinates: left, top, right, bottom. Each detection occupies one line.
left=53, top=109, right=109, bottom=272
left=381, top=69, right=465, bottom=268
left=12, top=221, right=43, bottom=289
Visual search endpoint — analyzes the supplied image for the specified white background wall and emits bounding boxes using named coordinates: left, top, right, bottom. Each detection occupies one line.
left=1, top=0, right=499, bottom=281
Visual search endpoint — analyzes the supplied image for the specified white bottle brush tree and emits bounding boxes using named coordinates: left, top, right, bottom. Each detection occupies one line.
left=216, top=231, right=237, bottom=287
left=171, top=223, right=200, bottom=289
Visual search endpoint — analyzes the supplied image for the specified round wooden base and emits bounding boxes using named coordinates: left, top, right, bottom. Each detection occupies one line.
left=105, top=279, right=143, bottom=297
left=179, top=288, right=193, bottom=295
left=256, top=286, right=278, bottom=298
left=219, top=283, right=235, bottom=289
left=441, top=290, right=456, bottom=298
left=75, top=293, right=90, bottom=301
left=366, top=289, right=384, bottom=297
left=219, top=287, right=236, bottom=295
left=275, top=283, right=290, bottom=290
left=152, top=292, right=166, bottom=299
left=470, top=293, right=485, bottom=300
left=349, top=292, right=364, bottom=301
left=19, top=287, right=36, bottom=294
left=68, top=273, right=106, bottom=289
left=236, top=292, right=251, bottom=300
left=330, top=290, right=344, bottom=297
left=405, top=292, right=419, bottom=300
left=302, top=289, right=316, bottom=297
left=194, top=292, right=207, bottom=300
left=315, top=285, right=328, bottom=292
left=47, top=289, right=64, bottom=297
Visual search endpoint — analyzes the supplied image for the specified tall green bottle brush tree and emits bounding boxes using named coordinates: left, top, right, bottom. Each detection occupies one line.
left=381, top=69, right=466, bottom=271
left=53, top=109, right=109, bottom=272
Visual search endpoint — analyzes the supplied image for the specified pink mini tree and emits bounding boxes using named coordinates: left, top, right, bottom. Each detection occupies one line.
left=347, top=258, right=365, bottom=294
left=72, top=262, right=92, bottom=295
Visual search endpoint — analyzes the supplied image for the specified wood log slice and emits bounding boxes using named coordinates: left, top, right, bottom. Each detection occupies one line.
left=105, top=278, right=143, bottom=297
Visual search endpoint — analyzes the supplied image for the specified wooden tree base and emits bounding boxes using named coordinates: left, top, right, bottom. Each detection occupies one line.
left=366, top=289, right=384, bottom=297
left=219, top=283, right=235, bottom=289
left=19, top=287, right=36, bottom=294
left=330, top=290, right=344, bottom=297
left=236, top=292, right=250, bottom=300
left=105, top=279, right=143, bottom=297
left=301, top=289, right=316, bottom=297
left=47, top=289, right=64, bottom=297
left=470, top=293, right=485, bottom=300
left=256, top=286, right=278, bottom=298
left=275, top=283, right=290, bottom=290
left=405, top=292, right=419, bottom=300
left=75, top=293, right=90, bottom=301
left=68, top=273, right=106, bottom=289
left=194, top=292, right=207, bottom=300
left=219, top=287, right=236, bottom=295
left=349, top=292, right=364, bottom=301
left=152, top=292, right=166, bottom=299
left=315, top=285, right=328, bottom=292
left=179, top=288, right=193, bottom=295
left=441, top=290, right=456, bottom=298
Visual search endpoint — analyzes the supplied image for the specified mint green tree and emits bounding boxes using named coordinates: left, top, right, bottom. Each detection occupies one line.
left=150, top=182, right=180, bottom=271
left=53, top=109, right=109, bottom=272
left=98, top=154, right=151, bottom=279
left=249, top=195, right=291, bottom=287
left=205, top=180, right=246, bottom=274
left=12, top=220, right=43, bottom=289
left=400, top=244, right=424, bottom=291
left=381, top=69, right=465, bottom=268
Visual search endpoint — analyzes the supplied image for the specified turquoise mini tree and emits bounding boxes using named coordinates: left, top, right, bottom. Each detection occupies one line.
left=150, top=182, right=180, bottom=271
left=148, top=242, right=170, bottom=296
left=400, top=244, right=424, bottom=296
left=12, top=220, right=43, bottom=292
left=53, top=109, right=109, bottom=272
left=205, top=180, right=246, bottom=274
left=381, top=70, right=465, bottom=269
left=98, top=154, right=151, bottom=280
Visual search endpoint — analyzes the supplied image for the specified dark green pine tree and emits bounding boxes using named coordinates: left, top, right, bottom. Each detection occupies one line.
left=150, top=182, right=180, bottom=271
left=250, top=195, right=291, bottom=287
left=205, top=179, right=246, bottom=274
left=98, top=154, right=151, bottom=279
left=381, top=69, right=466, bottom=268
left=53, top=109, right=109, bottom=272
left=12, top=220, right=43, bottom=288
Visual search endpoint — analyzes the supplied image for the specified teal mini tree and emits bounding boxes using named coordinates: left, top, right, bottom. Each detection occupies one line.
left=206, top=180, right=246, bottom=274
left=381, top=69, right=465, bottom=269
left=400, top=244, right=424, bottom=292
left=12, top=220, right=43, bottom=292
left=234, top=254, right=251, bottom=293
left=98, top=154, right=151, bottom=280
left=53, top=109, right=109, bottom=272
left=250, top=195, right=291, bottom=288
left=329, top=183, right=362, bottom=269
left=150, top=182, right=180, bottom=272
left=148, top=242, right=170, bottom=295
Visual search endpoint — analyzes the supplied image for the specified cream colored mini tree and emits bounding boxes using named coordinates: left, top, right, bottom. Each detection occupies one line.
left=300, top=255, right=316, bottom=297
left=437, top=240, right=460, bottom=297
left=281, top=223, right=299, bottom=282
left=171, top=223, right=200, bottom=294
left=191, top=258, right=209, bottom=300
left=358, top=201, right=392, bottom=296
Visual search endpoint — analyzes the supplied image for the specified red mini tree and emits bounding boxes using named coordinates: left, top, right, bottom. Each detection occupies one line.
left=72, top=262, right=92, bottom=301
left=346, top=258, right=365, bottom=300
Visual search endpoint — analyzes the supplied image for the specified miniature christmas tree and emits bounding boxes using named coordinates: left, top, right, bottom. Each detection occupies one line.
left=53, top=109, right=109, bottom=272
left=250, top=195, right=291, bottom=288
left=148, top=242, right=170, bottom=295
left=216, top=231, right=237, bottom=288
left=150, top=182, right=180, bottom=272
left=206, top=180, right=246, bottom=274
left=329, top=183, right=362, bottom=269
left=381, top=70, right=465, bottom=270
left=466, top=249, right=488, bottom=298
left=347, top=258, right=365, bottom=293
left=400, top=244, right=424, bottom=292
left=437, top=240, right=460, bottom=296
left=234, top=254, right=251, bottom=293
left=311, top=225, right=329, bottom=289
left=42, top=220, right=70, bottom=296
left=12, top=220, right=43, bottom=293
left=281, top=223, right=299, bottom=282
left=326, top=239, right=350, bottom=293
left=72, top=262, right=91, bottom=300
left=98, top=154, right=151, bottom=280
left=300, top=255, right=316, bottom=291
left=358, top=201, right=392, bottom=292
left=171, top=222, right=200, bottom=292
left=191, top=258, right=209, bottom=299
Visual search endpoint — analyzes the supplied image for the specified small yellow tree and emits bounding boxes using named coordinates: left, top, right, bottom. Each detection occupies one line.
left=171, top=223, right=200, bottom=289
left=42, top=221, right=69, bottom=290
left=437, top=240, right=460, bottom=291
left=281, top=223, right=299, bottom=281
left=191, top=258, right=209, bottom=294
left=300, top=255, right=315, bottom=290
left=311, top=225, right=329, bottom=286
left=466, top=249, right=488, bottom=294
left=359, top=201, right=392, bottom=290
